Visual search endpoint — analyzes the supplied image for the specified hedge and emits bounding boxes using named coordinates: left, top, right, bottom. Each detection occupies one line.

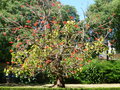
left=73, top=59, right=120, bottom=84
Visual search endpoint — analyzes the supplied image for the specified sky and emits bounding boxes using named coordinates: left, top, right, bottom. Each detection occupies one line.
left=59, top=0, right=95, bottom=20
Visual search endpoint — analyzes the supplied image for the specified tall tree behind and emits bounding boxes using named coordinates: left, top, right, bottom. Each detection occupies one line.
left=86, top=0, right=120, bottom=52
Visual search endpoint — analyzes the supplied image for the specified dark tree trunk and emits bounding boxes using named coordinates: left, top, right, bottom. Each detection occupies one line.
left=55, top=75, right=65, bottom=87
left=50, top=54, right=65, bottom=88
left=107, top=50, right=109, bottom=60
left=51, top=75, right=65, bottom=88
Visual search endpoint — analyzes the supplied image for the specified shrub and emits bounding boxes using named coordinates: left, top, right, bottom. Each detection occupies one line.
left=74, top=59, right=120, bottom=84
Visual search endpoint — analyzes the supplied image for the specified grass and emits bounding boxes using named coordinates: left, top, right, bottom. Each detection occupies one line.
left=0, top=87, right=120, bottom=90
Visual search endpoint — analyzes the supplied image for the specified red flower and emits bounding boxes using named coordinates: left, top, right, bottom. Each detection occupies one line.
left=33, top=29, right=37, bottom=33
left=44, top=46, right=49, bottom=49
left=6, top=62, right=10, bottom=64
left=70, top=71, right=76, bottom=74
left=86, top=24, right=90, bottom=29
left=63, top=21, right=67, bottom=24
left=56, top=1, right=61, bottom=4
left=17, top=38, right=20, bottom=41
left=11, top=61, right=15, bottom=64
left=38, top=65, right=43, bottom=68
left=18, top=42, right=22, bottom=45
left=63, top=59, right=66, bottom=61
left=77, top=31, right=82, bottom=34
left=13, top=28, right=20, bottom=30
left=51, top=21, right=57, bottom=24
left=24, top=25, right=28, bottom=28
left=79, top=64, right=83, bottom=67
left=60, top=31, right=64, bottom=33
left=41, top=21, right=45, bottom=24
left=95, top=32, right=98, bottom=34
left=52, top=17, right=56, bottom=19
left=26, top=40, right=30, bottom=44
left=74, top=49, right=78, bottom=52
left=70, top=55, right=74, bottom=58
left=16, top=45, right=19, bottom=48
left=58, top=6, right=61, bottom=8
left=32, top=33, right=36, bottom=36
left=86, top=24, right=90, bottom=26
left=87, top=37, right=90, bottom=40
left=74, top=25, right=79, bottom=28
left=88, top=60, right=92, bottom=62
left=76, top=57, right=83, bottom=61
left=95, top=38, right=99, bottom=41
left=100, top=27, right=104, bottom=29
left=20, top=5, right=24, bottom=8
left=76, top=57, right=79, bottom=60
left=79, top=58, right=83, bottom=61
left=9, top=49, right=13, bottom=53
left=45, top=60, right=52, bottom=64
left=26, top=20, right=31, bottom=23
left=51, top=3, right=55, bottom=7
left=3, top=32, right=6, bottom=36
left=46, top=24, right=50, bottom=29
left=59, top=42, right=64, bottom=45
left=42, top=34, right=46, bottom=37
left=34, top=22, right=39, bottom=26
left=27, top=25, right=32, bottom=28
left=71, top=51, right=75, bottom=55
left=69, top=16, right=74, bottom=19
left=78, top=44, right=83, bottom=47
left=83, top=49, right=88, bottom=51
left=9, top=41, right=14, bottom=44
left=109, top=29, right=112, bottom=32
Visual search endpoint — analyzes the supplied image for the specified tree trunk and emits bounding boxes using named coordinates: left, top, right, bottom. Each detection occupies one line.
left=56, top=75, right=65, bottom=88
left=107, top=50, right=109, bottom=60
left=51, top=75, right=65, bottom=88
left=50, top=54, right=65, bottom=88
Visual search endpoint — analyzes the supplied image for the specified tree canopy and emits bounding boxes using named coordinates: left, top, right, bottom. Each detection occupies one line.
left=86, top=0, right=120, bottom=52
left=0, top=0, right=80, bottom=63
left=0, top=0, right=114, bottom=87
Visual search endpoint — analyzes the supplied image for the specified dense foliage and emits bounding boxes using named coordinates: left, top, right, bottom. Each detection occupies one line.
left=86, top=0, right=120, bottom=52
left=0, top=0, right=117, bottom=87
left=74, top=59, right=120, bottom=84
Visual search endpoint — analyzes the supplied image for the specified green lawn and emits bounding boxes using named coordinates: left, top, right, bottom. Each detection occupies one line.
left=0, top=87, right=120, bottom=90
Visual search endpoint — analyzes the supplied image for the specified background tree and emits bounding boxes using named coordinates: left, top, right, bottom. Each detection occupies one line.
left=61, top=5, right=79, bottom=21
left=86, top=0, right=120, bottom=52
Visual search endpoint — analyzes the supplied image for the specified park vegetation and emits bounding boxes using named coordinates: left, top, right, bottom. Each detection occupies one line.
left=0, top=0, right=119, bottom=88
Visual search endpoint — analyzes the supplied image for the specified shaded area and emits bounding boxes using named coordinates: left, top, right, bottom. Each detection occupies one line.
left=0, top=36, right=12, bottom=83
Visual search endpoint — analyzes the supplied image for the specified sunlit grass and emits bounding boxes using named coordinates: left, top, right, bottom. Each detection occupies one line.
left=0, top=87, right=120, bottom=90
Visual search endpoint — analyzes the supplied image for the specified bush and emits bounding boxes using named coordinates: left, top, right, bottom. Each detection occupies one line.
left=74, top=59, right=120, bottom=84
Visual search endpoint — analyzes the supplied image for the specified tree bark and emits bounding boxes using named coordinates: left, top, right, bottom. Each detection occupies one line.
left=51, top=75, right=65, bottom=88
left=50, top=54, right=65, bottom=88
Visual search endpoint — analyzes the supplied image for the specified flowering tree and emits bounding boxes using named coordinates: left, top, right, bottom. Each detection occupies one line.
left=0, top=0, right=79, bottom=63
left=86, top=0, right=118, bottom=52
left=1, top=0, right=111, bottom=88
